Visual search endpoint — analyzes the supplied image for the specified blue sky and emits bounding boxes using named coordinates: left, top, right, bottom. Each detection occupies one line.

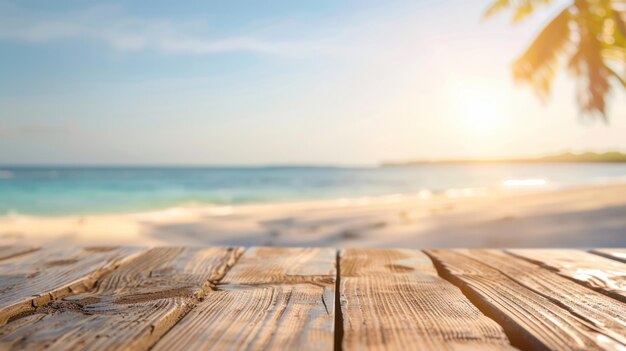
left=1, top=0, right=625, bottom=165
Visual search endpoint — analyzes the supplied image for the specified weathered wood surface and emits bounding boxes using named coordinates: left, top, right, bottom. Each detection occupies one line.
left=0, top=246, right=38, bottom=261
left=0, top=247, right=143, bottom=325
left=508, top=249, right=626, bottom=303
left=339, top=249, right=515, bottom=350
left=0, top=246, right=624, bottom=350
left=153, top=247, right=336, bottom=351
left=462, top=250, right=626, bottom=346
left=426, top=249, right=626, bottom=351
left=591, top=248, right=626, bottom=263
left=0, top=247, right=242, bottom=351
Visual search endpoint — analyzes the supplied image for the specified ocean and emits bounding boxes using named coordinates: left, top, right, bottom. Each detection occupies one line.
left=1, top=163, right=626, bottom=216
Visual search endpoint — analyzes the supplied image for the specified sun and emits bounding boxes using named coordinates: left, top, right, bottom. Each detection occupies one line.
left=451, top=81, right=504, bottom=135
left=459, top=94, right=501, bottom=133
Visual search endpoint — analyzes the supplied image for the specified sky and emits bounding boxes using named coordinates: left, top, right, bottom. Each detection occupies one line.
left=0, top=0, right=625, bottom=165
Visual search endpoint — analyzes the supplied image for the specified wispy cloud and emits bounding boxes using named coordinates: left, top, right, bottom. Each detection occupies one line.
left=0, top=4, right=333, bottom=57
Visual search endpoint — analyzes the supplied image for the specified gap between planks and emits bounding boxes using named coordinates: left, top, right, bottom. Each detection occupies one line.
left=590, top=248, right=626, bottom=264
left=334, top=249, right=343, bottom=351
left=508, top=249, right=626, bottom=303
left=0, top=246, right=40, bottom=262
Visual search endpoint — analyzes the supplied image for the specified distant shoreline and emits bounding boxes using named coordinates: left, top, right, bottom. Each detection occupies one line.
left=2, top=162, right=626, bottom=216
left=381, top=152, right=626, bottom=166
left=382, top=160, right=626, bottom=166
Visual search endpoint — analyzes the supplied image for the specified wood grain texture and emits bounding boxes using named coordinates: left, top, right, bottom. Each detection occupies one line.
left=152, top=247, right=336, bottom=351
left=0, top=246, right=243, bottom=351
left=0, top=247, right=38, bottom=262
left=219, top=246, right=336, bottom=286
left=426, top=249, right=625, bottom=351
left=461, top=249, right=626, bottom=346
left=591, top=248, right=626, bottom=264
left=340, top=249, right=515, bottom=351
left=0, top=246, right=143, bottom=325
left=508, top=249, right=626, bottom=303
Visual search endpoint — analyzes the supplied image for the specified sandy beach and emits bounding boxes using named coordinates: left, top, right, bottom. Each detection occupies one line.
left=1, top=183, right=625, bottom=248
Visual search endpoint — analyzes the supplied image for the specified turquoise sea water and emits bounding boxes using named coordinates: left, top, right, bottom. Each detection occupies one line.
left=1, top=164, right=626, bottom=216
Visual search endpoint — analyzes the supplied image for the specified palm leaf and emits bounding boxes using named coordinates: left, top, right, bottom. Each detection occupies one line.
left=484, top=0, right=511, bottom=18
left=615, top=8, right=626, bottom=36
left=567, top=15, right=612, bottom=118
left=486, top=0, right=625, bottom=119
left=512, top=7, right=573, bottom=97
left=484, top=0, right=553, bottom=22
left=606, top=65, right=626, bottom=89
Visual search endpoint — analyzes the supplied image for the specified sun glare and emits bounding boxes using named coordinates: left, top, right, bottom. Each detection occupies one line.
left=459, top=94, right=501, bottom=133
left=452, top=81, right=504, bottom=135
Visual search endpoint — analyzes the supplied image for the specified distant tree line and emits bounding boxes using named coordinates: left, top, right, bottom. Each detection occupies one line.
left=381, top=151, right=626, bottom=166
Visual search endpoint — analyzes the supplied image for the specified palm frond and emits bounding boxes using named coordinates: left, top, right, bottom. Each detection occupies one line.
left=568, top=19, right=612, bottom=117
left=513, top=8, right=573, bottom=97
left=484, top=0, right=511, bottom=18
left=614, top=8, right=626, bottom=36
left=484, top=0, right=554, bottom=22
left=485, top=0, right=624, bottom=119
left=606, top=64, right=626, bottom=89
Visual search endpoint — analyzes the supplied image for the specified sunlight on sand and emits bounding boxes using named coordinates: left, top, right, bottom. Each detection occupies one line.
left=0, top=183, right=625, bottom=248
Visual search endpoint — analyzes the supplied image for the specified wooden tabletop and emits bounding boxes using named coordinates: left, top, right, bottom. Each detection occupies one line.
left=0, top=246, right=624, bottom=350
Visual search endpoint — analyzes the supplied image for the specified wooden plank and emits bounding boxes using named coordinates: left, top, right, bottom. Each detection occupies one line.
left=462, top=249, right=626, bottom=345
left=0, top=246, right=143, bottom=324
left=152, top=247, right=336, bottom=351
left=591, top=248, right=626, bottom=264
left=0, top=246, right=242, bottom=351
left=339, top=249, right=515, bottom=350
left=0, top=246, right=38, bottom=261
left=218, top=246, right=335, bottom=286
left=508, top=249, right=626, bottom=303
left=426, top=249, right=626, bottom=351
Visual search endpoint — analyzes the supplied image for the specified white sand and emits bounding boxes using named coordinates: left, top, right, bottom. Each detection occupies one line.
left=1, top=183, right=625, bottom=248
